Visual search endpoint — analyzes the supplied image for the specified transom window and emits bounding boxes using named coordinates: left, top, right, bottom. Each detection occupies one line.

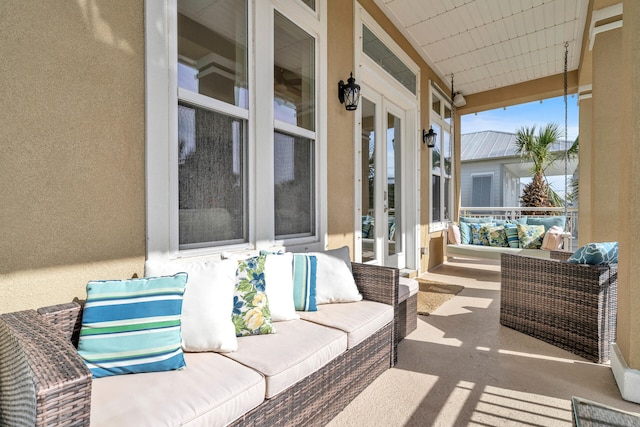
left=362, top=25, right=416, bottom=95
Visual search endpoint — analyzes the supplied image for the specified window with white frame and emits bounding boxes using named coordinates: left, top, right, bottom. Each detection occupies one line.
left=146, top=0, right=324, bottom=257
left=471, top=174, right=492, bottom=207
left=177, top=1, right=249, bottom=249
left=430, top=87, right=452, bottom=227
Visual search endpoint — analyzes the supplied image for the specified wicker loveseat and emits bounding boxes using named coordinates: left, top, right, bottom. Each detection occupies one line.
left=0, top=263, right=399, bottom=427
left=500, top=250, right=617, bottom=363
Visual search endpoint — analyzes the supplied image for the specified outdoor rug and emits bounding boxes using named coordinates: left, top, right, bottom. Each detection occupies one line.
left=416, top=280, right=464, bottom=316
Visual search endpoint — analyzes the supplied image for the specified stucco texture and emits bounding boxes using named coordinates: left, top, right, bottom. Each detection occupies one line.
left=0, top=1, right=146, bottom=312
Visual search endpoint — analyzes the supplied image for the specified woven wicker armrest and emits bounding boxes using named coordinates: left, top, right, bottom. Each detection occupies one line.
left=351, top=262, right=399, bottom=308
left=351, top=263, right=400, bottom=366
left=500, top=253, right=618, bottom=363
left=38, top=301, right=84, bottom=348
left=0, top=310, right=92, bottom=426
left=550, top=249, right=573, bottom=261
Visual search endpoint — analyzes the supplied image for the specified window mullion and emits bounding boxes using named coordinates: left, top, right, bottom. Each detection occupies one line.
left=253, top=0, right=276, bottom=249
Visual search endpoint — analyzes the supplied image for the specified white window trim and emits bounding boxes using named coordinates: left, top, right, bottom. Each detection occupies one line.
left=144, top=0, right=327, bottom=261
left=428, top=81, right=453, bottom=233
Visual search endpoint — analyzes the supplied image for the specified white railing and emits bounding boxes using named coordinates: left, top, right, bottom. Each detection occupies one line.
left=459, top=206, right=578, bottom=250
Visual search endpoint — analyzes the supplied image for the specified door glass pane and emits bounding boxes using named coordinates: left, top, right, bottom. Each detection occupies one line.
left=274, top=132, right=315, bottom=238
left=177, top=0, right=248, bottom=108
left=387, top=113, right=402, bottom=256
left=178, top=102, right=247, bottom=248
left=361, top=98, right=376, bottom=263
left=274, top=12, right=315, bottom=131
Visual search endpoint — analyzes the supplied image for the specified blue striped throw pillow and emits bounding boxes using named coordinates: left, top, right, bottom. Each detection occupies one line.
left=292, top=254, right=317, bottom=311
left=77, top=273, right=188, bottom=378
left=504, top=224, right=519, bottom=248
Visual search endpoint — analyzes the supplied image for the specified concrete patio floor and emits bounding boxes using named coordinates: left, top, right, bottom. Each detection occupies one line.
left=328, top=257, right=640, bottom=426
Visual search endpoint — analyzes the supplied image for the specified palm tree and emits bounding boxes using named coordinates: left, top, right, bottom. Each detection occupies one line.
left=515, top=124, right=578, bottom=208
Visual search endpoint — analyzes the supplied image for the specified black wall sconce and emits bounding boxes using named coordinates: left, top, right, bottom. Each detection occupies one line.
left=338, top=72, right=360, bottom=111
left=423, top=127, right=437, bottom=148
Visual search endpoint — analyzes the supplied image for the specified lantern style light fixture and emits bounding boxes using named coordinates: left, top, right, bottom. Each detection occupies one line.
left=453, top=92, right=467, bottom=107
left=423, top=127, right=437, bottom=148
left=338, top=72, right=361, bottom=111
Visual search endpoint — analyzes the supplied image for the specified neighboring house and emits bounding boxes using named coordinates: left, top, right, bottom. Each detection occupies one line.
left=460, top=131, right=578, bottom=207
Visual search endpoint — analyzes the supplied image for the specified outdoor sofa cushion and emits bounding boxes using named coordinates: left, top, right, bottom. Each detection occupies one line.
left=223, top=319, right=347, bottom=398
left=90, top=352, right=265, bottom=427
left=298, top=300, right=394, bottom=348
left=446, top=243, right=552, bottom=260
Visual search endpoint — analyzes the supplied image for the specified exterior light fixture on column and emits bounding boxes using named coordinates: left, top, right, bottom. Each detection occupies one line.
left=423, top=127, right=437, bottom=148
left=338, top=72, right=360, bottom=111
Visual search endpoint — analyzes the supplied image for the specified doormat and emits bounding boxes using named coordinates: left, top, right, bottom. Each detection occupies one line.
left=416, top=279, right=464, bottom=316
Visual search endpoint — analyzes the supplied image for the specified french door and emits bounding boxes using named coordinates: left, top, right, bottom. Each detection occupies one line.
left=360, top=90, right=406, bottom=269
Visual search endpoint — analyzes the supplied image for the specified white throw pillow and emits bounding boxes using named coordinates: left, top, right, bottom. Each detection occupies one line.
left=310, top=247, right=362, bottom=305
left=264, top=253, right=300, bottom=321
left=144, top=259, right=238, bottom=352
left=541, top=225, right=565, bottom=251
left=448, top=224, right=461, bottom=245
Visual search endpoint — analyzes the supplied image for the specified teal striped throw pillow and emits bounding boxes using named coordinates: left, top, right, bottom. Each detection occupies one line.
left=504, top=224, right=519, bottom=248
left=292, top=254, right=317, bottom=311
left=77, top=273, right=187, bottom=378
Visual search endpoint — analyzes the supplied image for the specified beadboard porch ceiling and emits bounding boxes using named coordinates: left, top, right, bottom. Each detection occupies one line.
left=374, top=0, right=589, bottom=97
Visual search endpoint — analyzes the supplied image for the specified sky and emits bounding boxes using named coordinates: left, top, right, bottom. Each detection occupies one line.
left=461, top=94, right=579, bottom=142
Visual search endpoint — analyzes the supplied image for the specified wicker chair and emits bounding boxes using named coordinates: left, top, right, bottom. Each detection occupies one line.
left=500, top=250, right=617, bottom=363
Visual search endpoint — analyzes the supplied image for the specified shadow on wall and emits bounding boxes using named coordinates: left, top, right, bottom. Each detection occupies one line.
left=2, top=1, right=145, bottom=305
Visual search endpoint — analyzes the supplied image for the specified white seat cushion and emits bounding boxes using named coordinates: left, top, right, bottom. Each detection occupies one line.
left=90, top=352, right=265, bottom=427
left=399, top=277, right=419, bottom=297
left=398, top=284, right=410, bottom=303
left=298, top=301, right=393, bottom=348
left=223, top=320, right=347, bottom=398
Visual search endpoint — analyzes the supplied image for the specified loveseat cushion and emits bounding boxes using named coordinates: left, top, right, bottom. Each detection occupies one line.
left=223, top=320, right=347, bottom=398
left=298, top=301, right=393, bottom=348
left=90, top=352, right=265, bottom=427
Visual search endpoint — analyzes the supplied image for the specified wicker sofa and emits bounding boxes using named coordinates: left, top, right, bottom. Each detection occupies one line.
left=0, top=263, right=399, bottom=427
left=500, top=250, right=617, bottom=363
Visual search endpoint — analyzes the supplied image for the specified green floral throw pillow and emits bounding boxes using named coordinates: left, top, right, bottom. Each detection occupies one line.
left=487, top=225, right=509, bottom=247
left=232, top=256, right=275, bottom=337
left=516, top=224, right=545, bottom=249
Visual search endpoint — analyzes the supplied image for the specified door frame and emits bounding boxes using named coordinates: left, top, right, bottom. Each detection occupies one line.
left=353, top=7, right=420, bottom=269
left=354, top=75, right=420, bottom=270
left=358, top=89, right=409, bottom=268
